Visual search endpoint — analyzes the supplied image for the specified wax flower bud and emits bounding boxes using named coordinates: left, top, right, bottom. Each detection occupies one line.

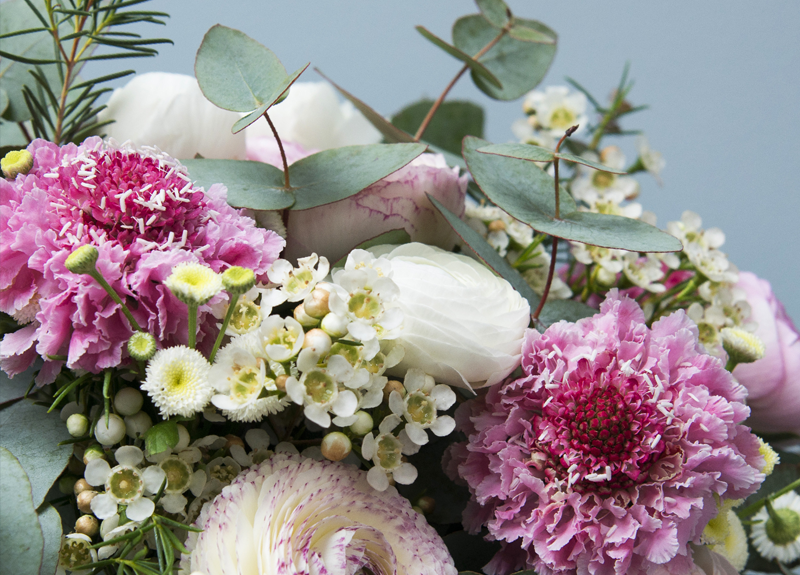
left=1, top=149, right=34, bottom=179
left=320, top=312, right=348, bottom=338
left=125, top=411, right=152, bottom=438
left=416, top=495, right=436, bottom=515
left=94, top=413, right=126, bottom=446
left=383, top=379, right=405, bottom=403
left=64, top=244, right=99, bottom=275
left=302, top=328, right=332, bottom=355
left=114, top=387, right=144, bottom=416
left=293, top=303, right=320, bottom=327
left=67, top=413, right=89, bottom=437
left=82, top=444, right=105, bottom=465
left=349, top=410, right=374, bottom=436
left=321, top=432, right=352, bottom=462
left=75, top=515, right=99, bottom=537
left=73, top=478, right=92, bottom=496
left=303, top=286, right=330, bottom=318
left=127, top=332, right=156, bottom=362
left=77, top=490, right=97, bottom=514
left=221, top=266, right=256, bottom=295
left=59, top=475, right=77, bottom=494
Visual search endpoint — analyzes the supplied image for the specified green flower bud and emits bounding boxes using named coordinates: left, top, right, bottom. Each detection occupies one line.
left=127, top=332, right=156, bottom=362
left=82, top=444, right=105, bottom=465
left=348, top=411, right=374, bottom=437
left=721, top=327, right=765, bottom=366
left=222, top=266, right=256, bottom=295
left=321, top=432, right=352, bottom=462
left=1, top=149, right=33, bottom=179
left=416, top=495, right=436, bottom=515
left=64, top=245, right=99, bottom=275
left=66, top=413, right=89, bottom=437
left=294, top=303, right=320, bottom=327
left=766, top=503, right=800, bottom=545
left=58, top=475, right=77, bottom=495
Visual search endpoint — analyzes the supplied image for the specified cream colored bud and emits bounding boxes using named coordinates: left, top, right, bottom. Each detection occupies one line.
left=66, top=413, right=89, bottom=437
left=383, top=380, right=406, bottom=403
left=82, top=444, right=105, bottom=465
left=487, top=219, right=506, bottom=233
left=294, top=303, right=320, bottom=327
left=302, top=328, right=332, bottom=355
left=303, top=288, right=330, bottom=319
left=275, top=374, right=289, bottom=392
left=224, top=434, right=245, bottom=451
left=320, top=432, right=352, bottom=462
left=721, top=327, right=765, bottom=366
left=114, top=387, right=144, bottom=416
left=94, top=413, right=126, bottom=446
left=348, top=411, right=374, bottom=437
left=73, top=478, right=92, bottom=496
left=416, top=495, right=436, bottom=514
left=320, top=313, right=348, bottom=338
left=124, top=411, right=152, bottom=439
left=75, top=515, right=99, bottom=537
left=76, top=490, right=97, bottom=514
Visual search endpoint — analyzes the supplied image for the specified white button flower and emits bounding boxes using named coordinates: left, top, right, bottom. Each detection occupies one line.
left=361, top=415, right=419, bottom=491
left=750, top=491, right=800, bottom=564
left=84, top=446, right=163, bottom=521
left=142, top=346, right=213, bottom=418
left=285, top=349, right=359, bottom=427
left=388, top=369, right=456, bottom=446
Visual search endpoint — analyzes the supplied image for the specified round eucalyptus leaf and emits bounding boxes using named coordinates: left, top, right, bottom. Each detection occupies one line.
left=0, top=447, right=44, bottom=575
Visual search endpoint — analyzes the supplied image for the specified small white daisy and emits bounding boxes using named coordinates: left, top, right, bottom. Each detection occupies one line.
left=750, top=491, right=800, bottom=564
left=165, top=262, right=222, bottom=305
left=142, top=346, right=213, bottom=417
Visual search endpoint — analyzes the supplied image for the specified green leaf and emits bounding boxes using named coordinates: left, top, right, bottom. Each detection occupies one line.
left=181, top=158, right=292, bottom=211
left=230, top=62, right=309, bottom=134
left=0, top=0, right=60, bottom=122
left=415, top=26, right=501, bottom=89
left=508, top=23, right=556, bottom=44
left=315, top=69, right=416, bottom=144
left=0, top=88, right=8, bottom=116
left=0, top=360, right=38, bottom=406
left=0, top=399, right=72, bottom=507
left=392, top=99, right=484, bottom=156
left=37, top=504, right=62, bottom=575
left=0, top=447, right=44, bottom=575
left=464, top=137, right=682, bottom=252
left=477, top=142, right=627, bottom=174
left=452, top=15, right=556, bottom=101
left=538, top=299, right=595, bottom=328
left=289, top=143, right=426, bottom=211
left=476, top=0, right=510, bottom=28
left=194, top=24, right=288, bottom=113
left=143, top=420, right=179, bottom=455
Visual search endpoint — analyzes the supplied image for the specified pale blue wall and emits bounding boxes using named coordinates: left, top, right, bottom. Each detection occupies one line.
left=91, top=0, right=800, bottom=322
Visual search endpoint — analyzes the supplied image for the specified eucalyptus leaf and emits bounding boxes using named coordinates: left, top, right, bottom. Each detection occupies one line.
left=0, top=447, right=44, bottom=575
left=143, top=419, right=179, bottom=455
left=538, top=299, right=596, bottom=328
left=0, top=399, right=72, bottom=507
left=415, top=26, right=501, bottom=89
left=508, top=23, right=556, bottom=44
left=195, top=24, right=288, bottom=113
left=289, top=143, right=425, bottom=211
left=554, top=211, right=683, bottom=252
left=0, top=359, right=38, bottom=406
left=315, top=69, right=415, bottom=144
left=0, top=88, right=8, bottom=116
left=230, top=62, right=309, bottom=134
left=477, top=142, right=627, bottom=174
left=392, top=99, right=483, bottom=156
left=182, top=158, right=293, bottom=211
left=476, top=0, right=510, bottom=28
left=452, top=15, right=556, bottom=101
left=38, top=504, right=62, bottom=575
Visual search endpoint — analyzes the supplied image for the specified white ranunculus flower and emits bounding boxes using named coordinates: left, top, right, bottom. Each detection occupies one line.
left=182, top=453, right=457, bottom=575
left=370, top=243, right=530, bottom=390
left=98, top=72, right=245, bottom=160
left=246, top=81, right=381, bottom=151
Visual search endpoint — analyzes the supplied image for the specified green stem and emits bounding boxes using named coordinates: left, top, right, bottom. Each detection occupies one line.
left=737, top=477, right=800, bottom=519
left=102, top=369, right=112, bottom=427
left=209, top=293, right=240, bottom=364
left=88, top=269, right=141, bottom=332
left=187, top=302, right=198, bottom=349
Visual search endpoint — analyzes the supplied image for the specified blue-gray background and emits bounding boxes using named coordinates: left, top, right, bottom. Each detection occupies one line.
left=92, top=1, right=800, bottom=322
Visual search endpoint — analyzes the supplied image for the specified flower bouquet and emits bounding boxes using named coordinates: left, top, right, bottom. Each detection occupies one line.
left=1, top=1, right=799, bottom=574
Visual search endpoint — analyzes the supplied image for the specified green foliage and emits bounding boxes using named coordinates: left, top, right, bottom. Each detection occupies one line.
left=0, top=0, right=171, bottom=144
left=37, top=504, right=62, bottom=575
left=143, top=419, right=179, bottom=455
left=0, top=399, right=72, bottom=507
left=0, top=447, right=45, bottom=575
left=392, top=99, right=484, bottom=156
left=463, top=137, right=682, bottom=252
left=0, top=361, right=37, bottom=406
left=477, top=142, right=628, bottom=174
left=476, top=0, right=510, bottom=28
left=415, top=26, right=501, bottom=89
left=453, top=15, right=556, bottom=101
left=181, top=158, right=291, bottom=210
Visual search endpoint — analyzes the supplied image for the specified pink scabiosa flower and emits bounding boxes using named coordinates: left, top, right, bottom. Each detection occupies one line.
left=0, top=138, right=284, bottom=383
left=182, top=453, right=456, bottom=575
left=447, top=291, right=764, bottom=575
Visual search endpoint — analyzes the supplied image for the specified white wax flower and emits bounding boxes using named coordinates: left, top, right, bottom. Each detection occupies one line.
left=369, top=243, right=530, bottom=389
left=99, top=72, right=246, bottom=160
left=286, top=349, right=360, bottom=428
left=84, top=446, right=161, bottom=521
left=267, top=253, right=330, bottom=304
left=522, top=85, right=588, bottom=137
left=361, top=415, right=419, bottom=491
left=388, top=368, right=456, bottom=446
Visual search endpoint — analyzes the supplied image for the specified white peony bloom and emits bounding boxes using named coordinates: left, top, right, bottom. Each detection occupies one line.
left=99, top=72, right=246, bottom=160
left=370, top=243, right=530, bottom=390
left=182, top=453, right=456, bottom=575
left=245, top=81, right=381, bottom=151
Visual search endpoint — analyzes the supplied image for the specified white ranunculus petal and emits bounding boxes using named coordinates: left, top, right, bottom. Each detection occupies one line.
left=404, top=422, right=429, bottom=446
left=431, top=415, right=456, bottom=437
left=392, top=462, right=418, bottom=485
left=142, top=465, right=167, bottom=494
left=126, top=496, right=155, bottom=521
left=90, top=493, right=118, bottom=519
left=85, top=458, right=112, bottom=486
left=367, top=465, right=390, bottom=491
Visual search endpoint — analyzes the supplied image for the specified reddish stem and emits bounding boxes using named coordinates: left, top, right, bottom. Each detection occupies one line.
left=265, top=111, right=290, bottom=189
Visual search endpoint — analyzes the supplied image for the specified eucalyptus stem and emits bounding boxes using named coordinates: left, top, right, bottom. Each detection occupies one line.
left=264, top=110, right=290, bottom=188
left=187, top=302, right=198, bottom=349
left=414, top=26, right=508, bottom=142
left=209, top=293, right=241, bottom=364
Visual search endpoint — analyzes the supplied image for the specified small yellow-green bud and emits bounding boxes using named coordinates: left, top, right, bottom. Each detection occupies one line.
left=64, top=245, right=99, bottom=275
left=77, top=490, right=97, bottom=515
left=66, top=413, right=89, bottom=437
left=304, top=287, right=330, bottom=319
left=75, top=515, right=99, bottom=537
left=1, top=149, right=33, bottom=179
left=221, top=266, right=256, bottom=295
left=165, top=262, right=222, bottom=305
left=294, top=303, right=320, bottom=327
left=82, top=444, right=105, bottom=465
left=758, top=437, right=780, bottom=476
left=320, top=312, right=347, bottom=338
left=320, top=432, right=352, bottom=462
left=348, top=411, right=374, bottom=437
left=765, top=501, right=800, bottom=546
left=114, top=386, right=144, bottom=416
left=721, top=327, right=765, bottom=365
left=58, top=475, right=77, bottom=495
left=127, top=332, right=156, bottom=362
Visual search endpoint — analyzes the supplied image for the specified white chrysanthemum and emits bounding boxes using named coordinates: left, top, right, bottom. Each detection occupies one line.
left=361, top=415, right=419, bottom=491
left=388, top=369, right=456, bottom=446
left=165, top=262, right=223, bottom=305
left=750, top=491, right=800, bottom=564
left=522, top=85, right=588, bottom=136
left=182, top=453, right=456, bottom=575
left=142, top=346, right=212, bottom=417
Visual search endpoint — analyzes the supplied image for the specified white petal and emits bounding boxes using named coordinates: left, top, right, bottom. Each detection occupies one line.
left=332, top=390, right=358, bottom=417
left=404, top=422, right=429, bottom=446
left=189, top=470, right=207, bottom=497
left=431, top=415, right=456, bottom=437
left=327, top=354, right=354, bottom=381
left=347, top=322, right=376, bottom=342
left=265, top=344, right=291, bottom=362
left=90, top=493, right=118, bottom=519
left=297, top=348, right=320, bottom=372
left=99, top=514, right=120, bottom=539
left=378, top=414, right=401, bottom=434
left=367, top=466, right=390, bottom=491
left=388, top=390, right=405, bottom=416
left=142, top=466, right=166, bottom=494
left=403, top=369, right=426, bottom=393
left=380, top=307, right=403, bottom=331
left=160, top=493, right=187, bottom=514
left=361, top=387, right=383, bottom=409
left=229, top=444, right=251, bottom=468
left=98, top=544, right=119, bottom=560
left=126, top=496, right=155, bottom=521
left=285, top=376, right=305, bottom=405
left=344, top=368, right=370, bottom=390
left=398, top=429, right=421, bottom=456
left=245, top=428, right=270, bottom=450
left=114, top=445, right=143, bottom=468
left=85, top=458, right=111, bottom=486
left=301, top=446, right=324, bottom=461
left=392, top=462, right=418, bottom=485
left=332, top=414, right=359, bottom=427
left=304, top=404, right=331, bottom=428
left=179, top=446, right=202, bottom=464
left=431, top=384, right=457, bottom=411
left=361, top=433, right=375, bottom=460
left=360, top=337, right=380, bottom=361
